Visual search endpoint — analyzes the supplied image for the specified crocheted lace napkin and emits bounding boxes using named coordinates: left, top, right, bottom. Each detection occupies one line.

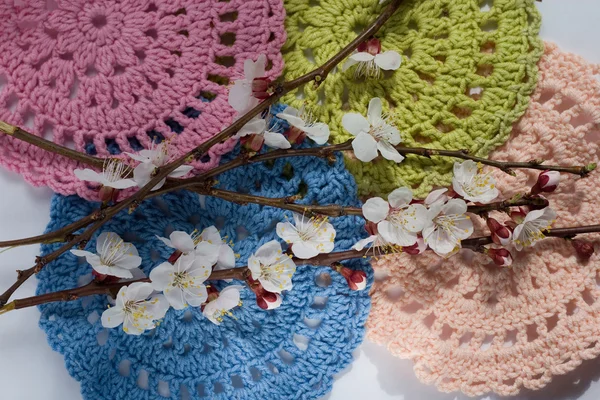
left=0, top=0, right=285, bottom=200
left=282, top=0, right=543, bottom=197
left=367, top=42, right=600, bottom=397
left=36, top=107, right=372, bottom=400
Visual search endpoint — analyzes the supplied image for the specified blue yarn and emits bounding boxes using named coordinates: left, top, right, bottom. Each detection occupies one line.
left=37, top=105, right=371, bottom=400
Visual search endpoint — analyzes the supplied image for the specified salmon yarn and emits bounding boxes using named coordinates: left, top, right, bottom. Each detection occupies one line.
left=366, top=42, right=600, bottom=396
left=0, top=0, right=285, bottom=200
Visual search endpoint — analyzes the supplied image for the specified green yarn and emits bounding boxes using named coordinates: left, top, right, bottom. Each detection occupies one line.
left=282, top=0, right=543, bottom=197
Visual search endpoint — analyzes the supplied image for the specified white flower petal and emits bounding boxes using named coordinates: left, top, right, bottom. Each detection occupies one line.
left=217, top=245, right=236, bottom=269
left=237, top=118, right=266, bottom=138
left=367, top=98, right=383, bottom=121
left=276, top=108, right=305, bottom=128
left=342, top=57, right=359, bottom=72
left=74, top=168, right=104, bottom=184
left=101, top=306, right=125, bottom=328
left=377, top=140, right=405, bottom=163
left=378, top=220, right=417, bottom=246
left=276, top=221, right=302, bottom=244
left=217, top=285, right=243, bottom=310
left=425, top=188, right=449, bottom=207
left=125, top=152, right=150, bottom=162
left=341, top=113, right=370, bottom=137
left=115, top=254, right=142, bottom=270
left=290, top=241, right=320, bottom=259
left=362, top=197, right=389, bottom=223
left=126, top=282, right=154, bottom=302
left=149, top=262, right=175, bottom=291
left=182, top=284, right=208, bottom=307
left=169, top=165, right=193, bottom=179
left=402, top=204, right=429, bottom=232
left=254, top=240, right=283, bottom=260
left=388, top=187, right=413, bottom=208
left=303, top=123, right=330, bottom=145
left=164, top=286, right=187, bottom=310
left=92, top=263, right=133, bottom=279
left=200, top=226, right=222, bottom=244
left=146, top=294, right=170, bottom=320
left=350, top=52, right=375, bottom=62
left=352, top=132, right=379, bottom=162
left=169, top=231, right=196, bottom=253
left=107, top=178, right=138, bottom=189
left=264, top=131, right=291, bottom=149
left=96, top=232, right=121, bottom=254
left=156, top=236, right=174, bottom=249
left=374, top=51, right=402, bottom=70
left=248, top=254, right=262, bottom=280
left=228, top=81, right=253, bottom=113
left=442, top=199, right=468, bottom=216
left=132, top=162, right=156, bottom=188
left=352, top=235, right=377, bottom=251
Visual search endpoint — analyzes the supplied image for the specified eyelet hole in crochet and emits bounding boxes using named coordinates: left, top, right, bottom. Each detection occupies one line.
left=476, top=64, right=494, bottom=77
left=555, top=96, right=577, bottom=114
left=144, top=29, right=158, bottom=40
left=207, top=74, right=229, bottom=86
left=480, top=19, right=498, bottom=32
left=91, top=14, right=108, bottom=29
left=219, top=11, right=238, bottom=22
left=303, top=317, right=321, bottom=329
left=87, top=311, right=100, bottom=325
left=118, top=359, right=131, bottom=377
left=479, top=334, right=494, bottom=351
left=293, top=334, right=310, bottom=351
left=459, top=332, right=474, bottom=348
left=231, top=375, right=244, bottom=389
left=315, top=272, right=332, bottom=288
left=220, top=32, right=236, bottom=46
left=158, top=380, right=170, bottom=397
left=97, top=329, right=109, bottom=346
left=215, top=56, right=236, bottom=67
left=479, top=0, right=493, bottom=12
left=385, top=285, right=405, bottom=301
left=481, top=41, right=496, bottom=53
left=249, top=367, right=262, bottom=381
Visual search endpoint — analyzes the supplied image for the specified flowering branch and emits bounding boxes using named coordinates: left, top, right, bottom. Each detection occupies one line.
left=4, top=222, right=600, bottom=315
left=0, top=0, right=407, bottom=307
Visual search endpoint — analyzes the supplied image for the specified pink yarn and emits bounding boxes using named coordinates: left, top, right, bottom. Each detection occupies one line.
left=367, top=42, right=600, bottom=396
left=0, top=0, right=286, bottom=200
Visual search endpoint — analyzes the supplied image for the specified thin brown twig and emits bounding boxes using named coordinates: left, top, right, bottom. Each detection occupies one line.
left=0, top=123, right=105, bottom=169
left=3, top=223, right=600, bottom=314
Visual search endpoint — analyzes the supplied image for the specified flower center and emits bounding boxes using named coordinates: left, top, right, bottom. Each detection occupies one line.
left=103, top=159, right=130, bottom=183
left=100, top=237, right=128, bottom=267
left=173, top=271, right=193, bottom=288
left=461, top=172, right=494, bottom=197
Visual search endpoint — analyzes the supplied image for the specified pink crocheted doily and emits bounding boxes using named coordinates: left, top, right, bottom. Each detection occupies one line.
left=0, top=0, right=285, bottom=200
left=367, top=42, right=600, bottom=396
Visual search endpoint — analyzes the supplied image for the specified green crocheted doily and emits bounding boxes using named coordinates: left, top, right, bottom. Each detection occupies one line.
left=282, top=0, right=543, bottom=197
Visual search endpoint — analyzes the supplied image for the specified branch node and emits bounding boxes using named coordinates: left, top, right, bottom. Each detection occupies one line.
left=0, top=121, right=17, bottom=135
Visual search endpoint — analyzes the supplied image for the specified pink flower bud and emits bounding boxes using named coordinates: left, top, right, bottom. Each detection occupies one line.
left=256, top=291, right=282, bottom=310
left=486, top=248, right=513, bottom=267
left=167, top=250, right=182, bottom=264
left=247, top=277, right=283, bottom=310
left=572, top=239, right=595, bottom=260
left=365, top=221, right=378, bottom=236
left=92, top=270, right=120, bottom=283
left=403, top=237, right=427, bottom=255
left=509, top=207, right=528, bottom=224
left=285, top=126, right=306, bottom=145
left=486, top=218, right=512, bottom=246
left=240, top=133, right=265, bottom=152
left=99, top=186, right=118, bottom=203
left=251, top=77, right=270, bottom=99
left=531, top=170, right=560, bottom=195
left=333, top=263, right=367, bottom=291
left=357, top=37, right=381, bottom=56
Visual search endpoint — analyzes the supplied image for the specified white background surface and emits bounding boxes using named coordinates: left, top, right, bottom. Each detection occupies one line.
left=1, top=1, right=600, bottom=399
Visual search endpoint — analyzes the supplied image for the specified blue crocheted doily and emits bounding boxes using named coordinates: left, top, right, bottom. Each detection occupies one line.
left=37, top=105, right=371, bottom=400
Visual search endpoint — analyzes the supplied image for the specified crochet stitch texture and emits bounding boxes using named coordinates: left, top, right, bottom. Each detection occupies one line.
left=367, top=43, right=600, bottom=396
left=37, top=107, right=371, bottom=400
left=0, top=0, right=285, bottom=200
left=282, top=0, right=543, bottom=197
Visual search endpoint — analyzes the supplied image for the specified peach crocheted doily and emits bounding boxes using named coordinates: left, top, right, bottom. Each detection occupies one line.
left=367, top=42, right=600, bottom=396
